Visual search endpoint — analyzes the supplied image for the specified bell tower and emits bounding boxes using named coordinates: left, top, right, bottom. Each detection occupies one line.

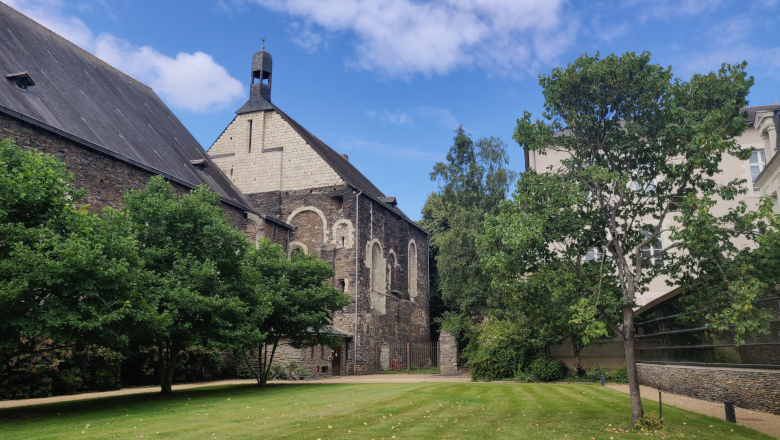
left=236, top=41, right=275, bottom=114
left=251, top=41, right=272, bottom=102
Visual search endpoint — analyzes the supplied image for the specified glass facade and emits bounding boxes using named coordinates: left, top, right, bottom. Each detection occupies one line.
left=634, top=292, right=780, bottom=368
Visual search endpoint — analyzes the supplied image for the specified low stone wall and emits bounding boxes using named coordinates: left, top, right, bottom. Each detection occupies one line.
left=438, top=331, right=458, bottom=375
left=637, top=363, right=780, bottom=415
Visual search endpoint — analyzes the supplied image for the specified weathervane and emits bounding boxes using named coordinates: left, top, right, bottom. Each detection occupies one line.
left=262, top=37, right=265, bottom=50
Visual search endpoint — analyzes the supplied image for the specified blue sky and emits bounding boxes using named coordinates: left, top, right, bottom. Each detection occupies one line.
left=7, top=0, right=780, bottom=219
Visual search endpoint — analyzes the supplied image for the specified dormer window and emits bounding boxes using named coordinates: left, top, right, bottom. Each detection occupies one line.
left=5, top=72, right=35, bottom=91
left=190, top=159, right=208, bottom=171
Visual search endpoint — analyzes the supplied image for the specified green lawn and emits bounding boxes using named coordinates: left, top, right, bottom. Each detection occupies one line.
left=0, top=382, right=771, bottom=439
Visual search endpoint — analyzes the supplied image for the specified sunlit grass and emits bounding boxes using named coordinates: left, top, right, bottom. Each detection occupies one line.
left=0, top=382, right=770, bottom=439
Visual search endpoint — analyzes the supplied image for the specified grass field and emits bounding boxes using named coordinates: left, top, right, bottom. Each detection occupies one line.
left=0, top=382, right=771, bottom=439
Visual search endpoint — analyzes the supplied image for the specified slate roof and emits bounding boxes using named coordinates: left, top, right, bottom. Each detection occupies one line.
left=743, top=104, right=780, bottom=124
left=0, top=3, right=286, bottom=224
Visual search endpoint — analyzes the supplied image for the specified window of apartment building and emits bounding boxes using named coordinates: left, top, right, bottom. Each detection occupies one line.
left=750, top=150, right=766, bottom=192
left=641, top=231, right=663, bottom=267
left=584, top=247, right=602, bottom=261
left=631, top=165, right=656, bottom=193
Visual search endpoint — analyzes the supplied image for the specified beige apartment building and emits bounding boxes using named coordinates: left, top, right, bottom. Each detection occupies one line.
left=753, top=107, right=780, bottom=211
left=526, top=105, right=777, bottom=308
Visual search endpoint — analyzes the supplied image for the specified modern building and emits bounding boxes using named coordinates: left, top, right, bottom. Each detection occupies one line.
left=529, top=105, right=780, bottom=415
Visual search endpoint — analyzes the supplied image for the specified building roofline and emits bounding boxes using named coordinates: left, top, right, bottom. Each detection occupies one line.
left=0, top=104, right=291, bottom=229
left=352, top=185, right=430, bottom=236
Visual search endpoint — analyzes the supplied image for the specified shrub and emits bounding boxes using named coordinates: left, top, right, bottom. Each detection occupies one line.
left=634, top=412, right=664, bottom=432
left=465, top=319, right=533, bottom=381
left=529, top=357, right=566, bottom=382
left=609, top=367, right=628, bottom=384
left=268, top=364, right=288, bottom=380
left=287, top=361, right=310, bottom=380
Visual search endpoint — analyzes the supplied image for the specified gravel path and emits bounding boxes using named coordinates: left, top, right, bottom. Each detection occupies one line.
left=605, top=384, right=780, bottom=438
left=0, top=374, right=470, bottom=409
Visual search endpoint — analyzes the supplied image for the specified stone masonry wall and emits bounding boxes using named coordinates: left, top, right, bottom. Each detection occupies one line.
left=438, top=331, right=458, bottom=375
left=247, top=185, right=430, bottom=375
left=262, top=337, right=348, bottom=379
left=638, top=364, right=780, bottom=415
left=209, top=111, right=344, bottom=194
left=0, top=113, right=265, bottom=242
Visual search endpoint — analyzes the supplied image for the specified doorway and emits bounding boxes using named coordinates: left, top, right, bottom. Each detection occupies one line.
left=331, top=348, right=340, bottom=376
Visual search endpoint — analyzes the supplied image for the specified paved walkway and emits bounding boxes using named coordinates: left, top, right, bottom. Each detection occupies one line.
left=606, top=384, right=780, bottom=438
left=0, top=374, right=470, bottom=409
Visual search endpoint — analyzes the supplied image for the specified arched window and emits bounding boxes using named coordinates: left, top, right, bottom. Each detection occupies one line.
left=408, top=240, right=418, bottom=300
left=371, top=242, right=384, bottom=294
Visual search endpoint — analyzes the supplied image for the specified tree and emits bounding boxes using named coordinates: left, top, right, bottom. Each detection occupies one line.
left=666, top=194, right=779, bottom=342
left=124, top=176, right=260, bottom=394
left=479, top=171, right=619, bottom=373
left=240, top=240, right=349, bottom=387
left=421, top=128, right=517, bottom=319
left=0, top=138, right=142, bottom=368
left=508, top=52, right=753, bottom=424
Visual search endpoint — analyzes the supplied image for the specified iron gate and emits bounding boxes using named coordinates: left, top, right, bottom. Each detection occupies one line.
left=375, top=342, right=438, bottom=373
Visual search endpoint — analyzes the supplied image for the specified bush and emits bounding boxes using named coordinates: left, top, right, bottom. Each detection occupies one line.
left=268, top=364, right=288, bottom=380
left=465, top=319, right=533, bottom=381
left=529, top=357, right=566, bottom=382
left=287, top=361, right=310, bottom=380
left=609, top=367, right=628, bottom=384
left=1, top=339, right=122, bottom=399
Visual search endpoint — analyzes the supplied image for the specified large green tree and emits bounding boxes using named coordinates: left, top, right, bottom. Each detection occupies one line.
left=240, top=240, right=349, bottom=386
left=504, top=52, right=754, bottom=424
left=420, top=128, right=516, bottom=319
left=0, top=138, right=142, bottom=368
left=124, top=176, right=262, bottom=394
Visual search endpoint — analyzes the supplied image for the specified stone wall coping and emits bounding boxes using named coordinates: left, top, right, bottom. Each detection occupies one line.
left=638, top=362, right=780, bottom=374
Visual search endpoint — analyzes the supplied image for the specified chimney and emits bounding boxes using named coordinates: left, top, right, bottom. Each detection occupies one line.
left=340, top=153, right=349, bottom=162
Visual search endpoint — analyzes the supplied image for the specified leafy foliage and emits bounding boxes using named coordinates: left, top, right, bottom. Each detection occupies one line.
left=494, top=51, right=754, bottom=424
left=528, top=357, right=566, bottom=382
left=464, top=319, right=533, bottom=381
left=239, top=239, right=349, bottom=386
left=0, top=138, right=143, bottom=369
left=123, top=175, right=262, bottom=393
left=421, top=128, right=517, bottom=319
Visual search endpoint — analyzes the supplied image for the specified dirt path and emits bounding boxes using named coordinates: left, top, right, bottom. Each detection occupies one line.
left=605, top=384, right=780, bottom=438
left=0, top=374, right=470, bottom=409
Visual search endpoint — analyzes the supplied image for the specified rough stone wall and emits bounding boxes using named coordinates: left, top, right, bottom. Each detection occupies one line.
left=209, top=111, right=344, bottom=194
left=638, top=364, right=780, bottom=415
left=355, top=193, right=430, bottom=373
left=263, top=337, right=347, bottom=379
left=246, top=185, right=430, bottom=375
left=0, top=112, right=266, bottom=243
left=438, top=331, right=458, bottom=375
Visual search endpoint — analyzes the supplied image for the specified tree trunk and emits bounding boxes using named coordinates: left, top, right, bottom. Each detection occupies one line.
left=622, top=304, right=643, bottom=426
left=572, top=343, right=583, bottom=375
left=258, top=338, right=280, bottom=387
left=158, top=342, right=179, bottom=394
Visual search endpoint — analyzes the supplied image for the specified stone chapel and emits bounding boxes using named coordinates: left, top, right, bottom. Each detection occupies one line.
left=207, top=47, right=431, bottom=375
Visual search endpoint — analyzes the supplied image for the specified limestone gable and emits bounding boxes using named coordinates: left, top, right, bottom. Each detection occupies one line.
left=209, top=110, right=344, bottom=195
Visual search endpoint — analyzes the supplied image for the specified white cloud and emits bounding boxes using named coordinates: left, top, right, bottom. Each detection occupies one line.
left=5, top=0, right=244, bottom=113
left=251, top=0, right=573, bottom=78
left=416, top=106, right=458, bottom=129
left=628, top=0, right=725, bottom=21
left=335, top=135, right=444, bottom=161
left=367, top=109, right=411, bottom=124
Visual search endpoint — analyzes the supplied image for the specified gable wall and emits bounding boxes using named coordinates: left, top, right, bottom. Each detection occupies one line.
left=209, top=111, right=343, bottom=194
